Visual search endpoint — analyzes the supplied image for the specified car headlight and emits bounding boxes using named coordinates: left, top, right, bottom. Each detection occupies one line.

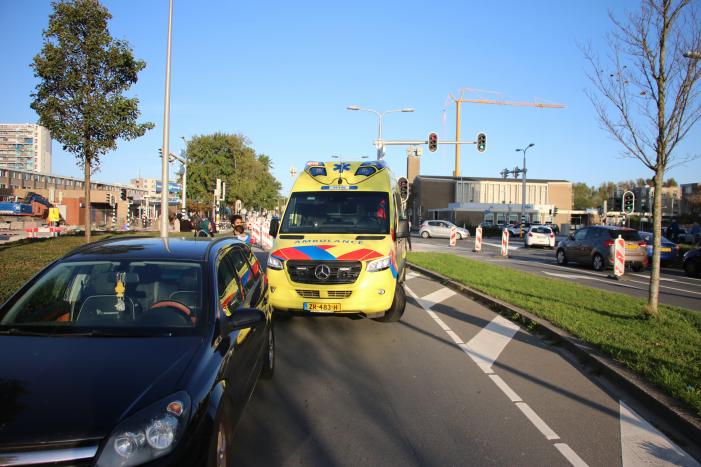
left=96, top=392, right=191, bottom=467
left=267, top=255, right=284, bottom=270
left=367, top=256, right=391, bottom=272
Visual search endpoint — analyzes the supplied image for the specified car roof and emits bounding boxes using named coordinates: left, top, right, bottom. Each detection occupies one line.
left=62, top=236, right=243, bottom=262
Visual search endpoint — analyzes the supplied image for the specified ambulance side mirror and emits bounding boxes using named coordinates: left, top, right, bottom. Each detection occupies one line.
left=396, top=220, right=409, bottom=238
left=269, top=218, right=280, bottom=238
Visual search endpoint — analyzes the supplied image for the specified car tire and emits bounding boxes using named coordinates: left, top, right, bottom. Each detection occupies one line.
left=375, top=284, right=406, bottom=323
left=421, top=231, right=430, bottom=239
left=592, top=254, right=604, bottom=271
left=556, top=249, right=568, bottom=265
left=457, top=232, right=463, bottom=240
left=261, top=326, right=275, bottom=379
left=632, top=264, right=644, bottom=272
left=684, top=260, right=699, bottom=277
left=208, top=403, right=234, bottom=467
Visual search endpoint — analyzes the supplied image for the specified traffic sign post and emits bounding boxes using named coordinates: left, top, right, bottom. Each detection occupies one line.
left=501, top=229, right=509, bottom=257
left=474, top=226, right=482, bottom=252
left=613, top=235, right=625, bottom=278
left=450, top=226, right=457, bottom=247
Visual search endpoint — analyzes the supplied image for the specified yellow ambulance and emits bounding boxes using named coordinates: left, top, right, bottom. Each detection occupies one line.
left=266, top=159, right=410, bottom=322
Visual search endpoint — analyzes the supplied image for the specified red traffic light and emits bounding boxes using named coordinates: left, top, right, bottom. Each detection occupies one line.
left=428, top=132, right=438, bottom=152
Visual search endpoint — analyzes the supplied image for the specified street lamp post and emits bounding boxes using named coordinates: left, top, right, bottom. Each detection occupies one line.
left=160, top=0, right=174, bottom=238
left=179, top=136, right=188, bottom=216
left=515, top=143, right=535, bottom=229
left=347, top=106, right=414, bottom=160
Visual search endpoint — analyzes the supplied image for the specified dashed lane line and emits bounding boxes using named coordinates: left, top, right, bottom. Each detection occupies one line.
left=405, top=284, right=588, bottom=467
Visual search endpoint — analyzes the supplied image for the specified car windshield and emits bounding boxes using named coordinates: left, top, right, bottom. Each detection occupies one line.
left=0, top=260, right=204, bottom=335
left=280, top=191, right=390, bottom=234
left=608, top=229, right=642, bottom=241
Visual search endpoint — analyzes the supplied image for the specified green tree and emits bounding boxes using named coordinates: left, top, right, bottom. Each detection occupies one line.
left=584, top=0, right=701, bottom=317
left=184, top=133, right=281, bottom=213
left=30, top=0, right=153, bottom=243
left=572, top=182, right=597, bottom=209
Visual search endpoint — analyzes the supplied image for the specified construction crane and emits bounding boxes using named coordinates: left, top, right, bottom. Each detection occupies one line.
left=446, top=89, right=566, bottom=177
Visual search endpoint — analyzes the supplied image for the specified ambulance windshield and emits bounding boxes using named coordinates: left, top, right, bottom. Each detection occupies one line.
left=280, top=191, right=390, bottom=234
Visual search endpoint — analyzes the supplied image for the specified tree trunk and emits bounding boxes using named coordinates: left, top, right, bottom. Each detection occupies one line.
left=647, top=168, right=664, bottom=317
left=84, top=161, right=91, bottom=244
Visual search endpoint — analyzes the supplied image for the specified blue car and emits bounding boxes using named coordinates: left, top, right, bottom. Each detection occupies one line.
left=639, top=231, right=679, bottom=266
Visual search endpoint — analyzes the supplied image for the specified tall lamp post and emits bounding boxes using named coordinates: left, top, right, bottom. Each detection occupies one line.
left=179, top=136, right=188, bottom=215
left=515, top=143, right=535, bottom=227
left=346, top=106, right=414, bottom=160
left=160, top=0, right=174, bottom=238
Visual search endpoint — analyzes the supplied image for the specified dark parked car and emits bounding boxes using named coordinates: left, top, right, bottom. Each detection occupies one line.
left=0, top=237, right=273, bottom=467
left=556, top=226, right=648, bottom=272
left=683, top=246, right=701, bottom=277
left=638, top=231, right=679, bottom=266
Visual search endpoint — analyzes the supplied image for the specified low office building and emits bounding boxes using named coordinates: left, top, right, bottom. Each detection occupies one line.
left=409, top=175, right=572, bottom=227
left=0, top=167, right=146, bottom=227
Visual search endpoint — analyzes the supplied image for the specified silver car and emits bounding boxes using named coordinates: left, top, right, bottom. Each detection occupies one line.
left=419, top=220, right=470, bottom=239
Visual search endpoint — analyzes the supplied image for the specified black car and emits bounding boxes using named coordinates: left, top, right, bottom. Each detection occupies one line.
left=683, top=246, right=701, bottom=277
left=0, top=237, right=273, bottom=466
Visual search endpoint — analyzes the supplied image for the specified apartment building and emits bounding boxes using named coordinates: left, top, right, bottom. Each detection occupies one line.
left=0, top=124, right=52, bottom=173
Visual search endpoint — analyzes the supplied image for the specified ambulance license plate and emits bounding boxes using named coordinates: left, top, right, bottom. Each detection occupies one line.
left=304, top=302, right=341, bottom=312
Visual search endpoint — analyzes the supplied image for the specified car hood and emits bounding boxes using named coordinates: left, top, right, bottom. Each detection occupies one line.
left=0, top=335, right=202, bottom=446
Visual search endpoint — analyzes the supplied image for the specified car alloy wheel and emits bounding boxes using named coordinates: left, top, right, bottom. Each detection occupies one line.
left=592, top=254, right=604, bottom=271
left=556, top=249, right=567, bottom=265
left=261, top=327, right=275, bottom=379
left=421, top=231, right=429, bottom=238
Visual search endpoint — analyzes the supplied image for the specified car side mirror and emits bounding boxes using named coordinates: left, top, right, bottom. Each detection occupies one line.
left=228, top=308, right=265, bottom=331
left=269, top=218, right=280, bottom=238
left=396, top=220, right=409, bottom=238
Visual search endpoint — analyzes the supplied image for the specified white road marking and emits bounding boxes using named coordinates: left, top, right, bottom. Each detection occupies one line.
left=554, top=443, right=589, bottom=467
left=620, top=401, right=699, bottom=467
left=482, top=240, right=520, bottom=250
left=625, top=279, right=701, bottom=296
left=488, top=374, right=522, bottom=402
left=417, top=287, right=456, bottom=310
left=515, top=402, right=560, bottom=440
left=405, top=284, right=587, bottom=466
left=464, top=314, right=520, bottom=374
left=405, top=271, right=421, bottom=280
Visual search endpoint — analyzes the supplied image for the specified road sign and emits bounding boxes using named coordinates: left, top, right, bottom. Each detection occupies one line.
left=501, top=229, right=509, bottom=257
left=450, top=226, right=457, bottom=246
left=475, top=226, right=482, bottom=252
left=614, top=235, right=625, bottom=277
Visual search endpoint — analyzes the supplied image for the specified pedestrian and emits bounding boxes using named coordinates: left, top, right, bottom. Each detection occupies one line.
left=230, top=214, right=243, bottom=232
left=668, top=219, right=680, bottom=243
left=180, top=216, right=193, bottom=232
left=234, top=224, right=251, bottom=244
left=173, top=213, right=181, bottom=233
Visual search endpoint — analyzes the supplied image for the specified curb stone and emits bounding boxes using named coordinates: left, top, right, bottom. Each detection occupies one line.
left=406, top=261, right=701, bottom=446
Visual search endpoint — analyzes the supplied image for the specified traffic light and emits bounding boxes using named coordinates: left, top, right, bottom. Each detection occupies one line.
left=476, top=132, right=487, bottom=153
left=428, top=132, right=438, bottom=152
left=553, top=207, right=558, bottom=216
left=398, top=177, right=409, bottom=201
left=623, top=191, right=635, bottom=214
left=120, top=188, right=127, bottom=201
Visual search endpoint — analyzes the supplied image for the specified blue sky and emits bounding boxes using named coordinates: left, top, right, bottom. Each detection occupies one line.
left=1, top=0, right=699, bottom=194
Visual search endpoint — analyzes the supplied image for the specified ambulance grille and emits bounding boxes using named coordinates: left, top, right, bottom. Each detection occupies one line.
left=287, top=261, right=362, bottom=284
left=326, top=290, right=353, bottom=298
left=296, top=290, right=320, bottom=298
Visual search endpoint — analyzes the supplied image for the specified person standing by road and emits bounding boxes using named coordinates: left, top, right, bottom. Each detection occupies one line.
left=668, top=219, right=680, bottom=243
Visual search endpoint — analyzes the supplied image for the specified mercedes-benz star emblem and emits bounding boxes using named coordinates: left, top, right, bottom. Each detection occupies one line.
left=314, top=264, right=331, bottom=281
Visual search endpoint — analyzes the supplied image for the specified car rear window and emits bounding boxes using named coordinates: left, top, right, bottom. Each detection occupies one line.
left=608, top=229, right=642, bottom=241
left=531, top=227, right=551, bottom=234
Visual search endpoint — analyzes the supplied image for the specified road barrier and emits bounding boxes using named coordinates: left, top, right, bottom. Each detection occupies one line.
left=474, top=226, right=482, bottom=252
left=501, top=229, right=509, bottom=257
left=614, top=235, right=625, bottom=277
left=450, top=226, right=457, bottom=247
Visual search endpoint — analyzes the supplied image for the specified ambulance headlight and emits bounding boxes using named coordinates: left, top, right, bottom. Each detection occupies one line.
left=366, top=256, right=391, bottom=272
left=267, top=255, right=284, bottom=270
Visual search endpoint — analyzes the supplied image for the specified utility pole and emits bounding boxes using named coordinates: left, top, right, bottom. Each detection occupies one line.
left=446, top=90, right=565, bottom=176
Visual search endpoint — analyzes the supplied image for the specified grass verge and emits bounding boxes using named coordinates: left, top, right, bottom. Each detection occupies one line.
left=407, top=252, right=701, bottom=416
